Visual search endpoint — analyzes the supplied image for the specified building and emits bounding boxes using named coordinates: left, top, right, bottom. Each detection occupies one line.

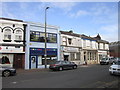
left=60, top=31, right=109, bottom=65
left=25, top=22, right=60, bottom=69
left=0, top=18, right=26, bottom=69
left=94, top=34, right=109, bottom=62
left=81, top=34, right=98, bottom=64
left=109, top=41, right=120, bottom=58
left=60, top=31, right=82, bottom=65
left=81, top=34, right=109, bottom=64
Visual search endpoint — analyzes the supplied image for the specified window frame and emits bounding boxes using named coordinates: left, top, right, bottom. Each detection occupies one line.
left=30, top=31, right=57, bottom=43
left=3, top=29, right=12, bottom=42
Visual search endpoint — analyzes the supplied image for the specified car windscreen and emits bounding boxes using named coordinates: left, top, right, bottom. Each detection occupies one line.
left=115, top=61, right=120, bottom=65
left=50, top=61, right=61, bottom=64
left=101, top=58, right=108, bottom=60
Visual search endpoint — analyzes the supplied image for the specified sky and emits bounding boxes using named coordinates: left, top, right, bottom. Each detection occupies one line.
left=1, top=1, right=118, bottom=42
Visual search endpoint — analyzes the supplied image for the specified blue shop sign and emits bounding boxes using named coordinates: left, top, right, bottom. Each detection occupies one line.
left=30, top=48, right=57, bottom=56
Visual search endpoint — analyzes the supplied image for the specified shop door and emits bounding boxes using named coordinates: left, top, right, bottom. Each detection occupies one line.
left=31, top=56, right=37, bottom=69
left=13, top=54, right=23, bottom=69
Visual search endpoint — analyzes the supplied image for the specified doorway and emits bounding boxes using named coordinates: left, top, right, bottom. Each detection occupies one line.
left=13, top=54, right=23, bottom=69
left=64, top=55, right=69, bottom=61
left=30, top=56, right=37, bottom=69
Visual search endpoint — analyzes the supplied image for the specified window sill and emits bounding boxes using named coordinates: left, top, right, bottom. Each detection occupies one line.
left=14, top=40, right=24, bottom=42
left=3, top=40, right=12, bottom=42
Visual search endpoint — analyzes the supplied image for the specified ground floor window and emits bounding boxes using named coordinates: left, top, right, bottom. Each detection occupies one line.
left=76, top=53, right=80, bottom=60
left=87, top=51, right=97, bottom=61
left=70, top=53, right=75, bottom=61
left=0, top=56, right=10, bottom=64
left=42, top=55, right=57, bottom=65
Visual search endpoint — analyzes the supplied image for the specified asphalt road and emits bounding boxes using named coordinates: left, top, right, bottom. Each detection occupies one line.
left=2, top=64, right=120, bottom=88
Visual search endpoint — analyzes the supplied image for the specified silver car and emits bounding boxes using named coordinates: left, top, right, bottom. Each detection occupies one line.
left=109, top=60, right=120, bottom=75
left=0, top=66, right=16, bottom=77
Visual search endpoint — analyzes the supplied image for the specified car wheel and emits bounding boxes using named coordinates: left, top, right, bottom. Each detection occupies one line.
left=109, top=72, right=113, bottom=75
left=107, top=62, right=109, bottom=65
left=3, top=70, right=11, bottom=77
left=59, top=67, right=63, bottom=71
left=73, top=66, right=77, bottom=69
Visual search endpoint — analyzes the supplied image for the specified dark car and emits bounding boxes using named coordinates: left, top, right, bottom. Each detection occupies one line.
left=49, top=61, right=77, bottom=71
left=0, top=66, right=16, bottom=77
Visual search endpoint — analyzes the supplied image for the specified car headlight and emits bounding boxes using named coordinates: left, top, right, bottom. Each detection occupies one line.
left=109, top=67, right=112, bottom=70
left=10, top=69, right=15, bottom=71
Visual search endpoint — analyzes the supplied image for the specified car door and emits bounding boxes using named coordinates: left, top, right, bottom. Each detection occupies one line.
left=62, top=61, right=68, bottom=69
left=65, top=61, right=71, bottom=69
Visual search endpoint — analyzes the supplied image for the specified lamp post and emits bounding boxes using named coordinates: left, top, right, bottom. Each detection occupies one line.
left=44, top=7, right=49, bottom=68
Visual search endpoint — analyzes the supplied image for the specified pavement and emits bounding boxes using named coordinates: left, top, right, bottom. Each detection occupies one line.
left=16, top=68, right=49, bottom=74
left=16, top=64, right=90, bottom=74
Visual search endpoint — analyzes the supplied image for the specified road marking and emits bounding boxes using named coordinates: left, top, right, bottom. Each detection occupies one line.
left=12, top=82, right=17, bottom=84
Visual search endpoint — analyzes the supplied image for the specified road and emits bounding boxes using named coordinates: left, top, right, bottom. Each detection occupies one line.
left=2, top=64, right=120, bottom=88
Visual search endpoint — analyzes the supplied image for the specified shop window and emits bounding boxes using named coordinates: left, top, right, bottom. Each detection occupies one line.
left=87, top=52, right=90, bottom=60
left=68, top=38, right=72, bottom=45
left=4, top=29, right=11, bottom=41
left=70, top=53, right=75, bottom=61
left=1, top=56, right=10, bottom=64
left=15, top=30, right=22, bottom=40
left=76, top=53, right=80, bottom=60
left=42, top=55, right=57, bottom=65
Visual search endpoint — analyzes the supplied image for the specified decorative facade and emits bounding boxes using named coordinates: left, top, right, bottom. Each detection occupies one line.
left=0, top=18, right=26, bottom=69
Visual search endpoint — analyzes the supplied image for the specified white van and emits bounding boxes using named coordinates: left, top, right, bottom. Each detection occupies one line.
left=100, top=57, right=115, bottom=65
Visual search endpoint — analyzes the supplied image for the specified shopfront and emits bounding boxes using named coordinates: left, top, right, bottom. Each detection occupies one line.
left=29, top=48, right=57, bottom=69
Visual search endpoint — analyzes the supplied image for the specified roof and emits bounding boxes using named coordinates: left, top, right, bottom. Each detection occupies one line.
left=81, top=34, right=96, bottom=41
left=60, top=30, right=80, bottom=37
left=60, top=30, right=109, bottom=44
left=0, top=17, right=23, bottom=22
left=97, top=40, right=109, bottom=44
left=110, top=41, right=120, bottom=45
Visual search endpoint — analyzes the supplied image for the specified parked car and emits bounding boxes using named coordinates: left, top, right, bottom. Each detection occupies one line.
left=49, top=61, right=77, bottom=71
left=100, top=57, right=115, bottom=65
left=114, top=57, right=120, bottom=63
left=0, top=66, right=16, bottom=77
left=109, top=60, right=120, bottom=75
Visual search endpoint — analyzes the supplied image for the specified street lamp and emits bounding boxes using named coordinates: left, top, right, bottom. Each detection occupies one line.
left=44, top=7, right=49, bottom=68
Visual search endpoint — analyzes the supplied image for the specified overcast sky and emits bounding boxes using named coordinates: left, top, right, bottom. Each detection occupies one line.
left=1, top=2, right=118, bottom=42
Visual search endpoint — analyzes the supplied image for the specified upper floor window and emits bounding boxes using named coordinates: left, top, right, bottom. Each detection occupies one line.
left=15, top=30, right=22, bottom=40
left=48, top=33, right=57, bottom=43
left=4, top=29, right=11, bottom=40
left=68, top=38, right=72, bottom=45
left=98, top=43, right=100, bottom=49
left=83, top=40, right=86, bottom=47
left=30, top=31, right=57, bottom=43
left=90, top=41, right=92, bottom=48
left=30, top=31, right=40, bottom=42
